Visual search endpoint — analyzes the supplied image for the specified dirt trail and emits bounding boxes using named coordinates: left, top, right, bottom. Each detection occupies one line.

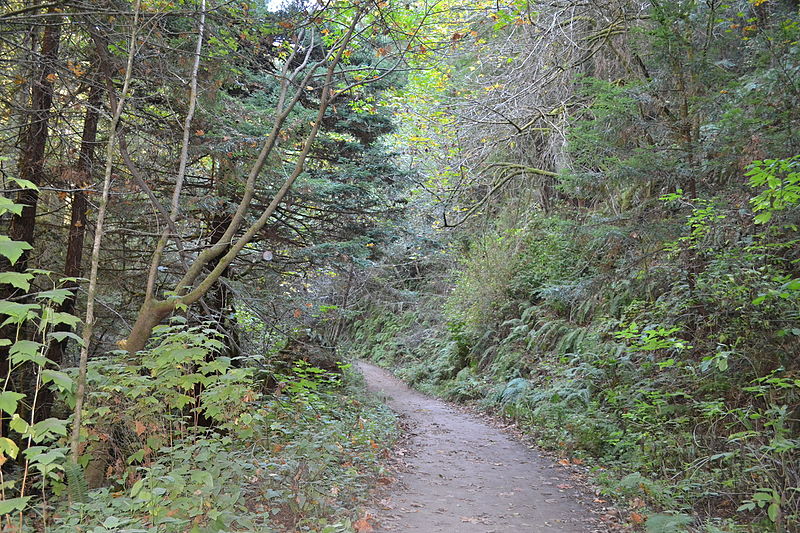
left=359, top=362, right=600, bottom=533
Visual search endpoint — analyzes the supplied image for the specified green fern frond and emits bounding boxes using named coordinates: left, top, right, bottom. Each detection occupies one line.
left=65, top=461, right=89, bottom=504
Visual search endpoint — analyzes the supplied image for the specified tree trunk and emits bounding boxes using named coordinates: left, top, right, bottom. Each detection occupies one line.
left=48, top=81, right=101, bottom=364
left=123, top=300, right=174, bottom=353
left=70, top=0, right=142, bottom=461
left=38, top=79, right=102, bottom=420
left=330, top=258, right=355, bottom=349
left=8, top=8, right=61, bottom=267
left=0, top=7, right=61, bottom=395
left=204, top=211, right=239, bottom=357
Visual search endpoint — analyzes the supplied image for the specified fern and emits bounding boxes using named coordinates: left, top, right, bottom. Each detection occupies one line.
left=500, top=318, right=522, bottom=329
left=499, top=377, right=530, bottom=405
left=526, top=320, right=568, bottom=351
left=572, top=296, right=596, bottom=324
left=520, top=305, right=540, bottom=325
left=505, top=323, right=530, bottom=343
left=65, top=461, right=89, bottom=503
left=557, top=327, right=586, bottom=355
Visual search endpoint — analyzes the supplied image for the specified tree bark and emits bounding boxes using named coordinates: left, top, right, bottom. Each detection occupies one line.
left=8, top=7, right=61, bottom=267
left=203, top=208, right=238, bottom=356
left=45, top=78, right=102, bottom=372
left=0, top=6, right=61, bottom=394
left=70, top=0, right=141, bottom=462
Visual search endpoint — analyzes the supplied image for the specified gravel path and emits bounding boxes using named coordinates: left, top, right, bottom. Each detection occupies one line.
left=359, top=362, right=601, bottom=533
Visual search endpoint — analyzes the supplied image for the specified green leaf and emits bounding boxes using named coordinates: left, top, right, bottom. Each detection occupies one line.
left=0, top=237, right=33, bottom=266
left=29, top=449, right=64, bottom=466
left=9, top=177, right=39, bottom=190
left=41, top=369, right=74, bottom=392
left=0, top=496, right=32, bottom=515
left=35, top=288, right=72, bottom=305
left=0, top=437, right=19, bottom=459
left=103, top=516, right=125, bottom=529
left=191, top=469, right=214, bottom=488
left=48, top=330, right=85, bottom=346
left=31, top=418, right=68, bottom=442
left=0, top=391, right=25, bottom=415
left=753, top=212, right=772, bottom=224
left=0, top=197, right=23, bottom=216
left=781, top=278, right=800, bottom=291
left=171, top=393, right=194, bottom=409
left=9, top=414, right=30, bottom=435
left=42, top=309, right=81, bottom=328
left=0, top=272, right=33, bottom=291
left=23, top=445, right=47, bottom=459
left=768, top=502, right=779, bottom=522
left=9, top=340, right=45, bottom=366
left=127, top=449, right=146, bottom=464
left=645, top=513, right=693, bottom=533
left=130, top=478, right=145, bottom=498
left=0, top=300, right=39, bottom=324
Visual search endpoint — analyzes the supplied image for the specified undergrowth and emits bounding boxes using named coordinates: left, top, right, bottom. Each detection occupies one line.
left=345, top=192, right=800, bottom=533
left=5, top=323, right=396, bottom=532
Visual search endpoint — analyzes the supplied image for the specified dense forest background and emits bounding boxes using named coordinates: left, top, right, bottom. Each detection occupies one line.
left=0, top=0, right=798, bottom=531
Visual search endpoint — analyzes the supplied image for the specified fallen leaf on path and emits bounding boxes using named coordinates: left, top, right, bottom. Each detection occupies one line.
left=354, top=518, right=373, bottom=532
left=354, top=512, right=374, bottom=532
left=629, top=512, right=646, bottom=524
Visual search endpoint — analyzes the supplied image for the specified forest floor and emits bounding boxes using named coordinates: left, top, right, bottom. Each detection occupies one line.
left=358, top=362, right=610, bottom=533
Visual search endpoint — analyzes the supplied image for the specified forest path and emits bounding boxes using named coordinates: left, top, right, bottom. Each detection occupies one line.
left=358, top=362, right=601, bottom=532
